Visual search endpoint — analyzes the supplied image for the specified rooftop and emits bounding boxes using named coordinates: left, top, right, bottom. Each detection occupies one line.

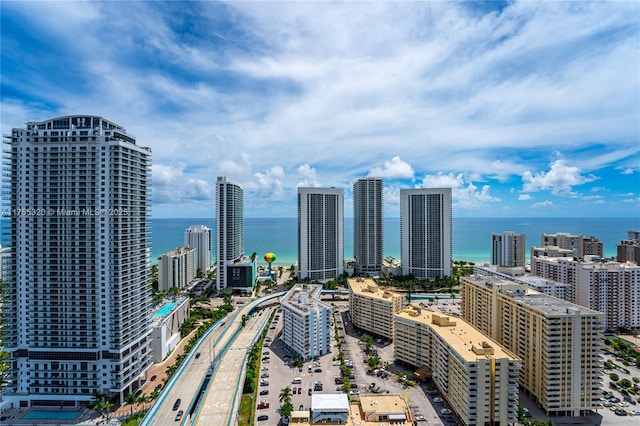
left=347, top=277, right=403, bottom=302
left=395, top=305, right=519, bottom=362
left=511, top=293, right=602, bottom=317
left=281, top=284, right=332, bottom=314
left=352, top=394, right=413, bottom=426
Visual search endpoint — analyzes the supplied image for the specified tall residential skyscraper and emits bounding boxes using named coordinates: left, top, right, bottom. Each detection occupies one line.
left=400, top=188, right=452, bottom=279
left=353, top=177, right=383, bottom=276
left=3, top=115, right=152, bottom=407
left=184, top=224, right=212, bottom=273
left=298, top=187, right=344, bottom=281
left=491, top=231, right=526, bottom=267
left=216, top=176, right=244, bottom=292
left=157, top=247, right=197, bottom=291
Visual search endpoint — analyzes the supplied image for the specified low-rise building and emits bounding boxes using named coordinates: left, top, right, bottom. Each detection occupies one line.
left=394, top=306, right=520, bottom=426
left=281, top=284, right=332, bottom=361
left=348, top=277, right=405, bottom=342
left=354, top=394, right=413, bottom=426
left=150, top=298, right=190, bottom=362
left=310, top=394, right=349, bottom=424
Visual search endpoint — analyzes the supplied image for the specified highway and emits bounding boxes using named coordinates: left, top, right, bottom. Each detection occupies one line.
left=140, top=294, right=282, bottom=426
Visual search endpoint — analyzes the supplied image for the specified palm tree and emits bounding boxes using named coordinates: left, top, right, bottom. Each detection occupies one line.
left=136, top=393, right=150, bottom=413
left=150, top=389, right=160, bottom=401
left=279, top=386, right=293, bottom=406
left=124, top=392, right=137, bottom=416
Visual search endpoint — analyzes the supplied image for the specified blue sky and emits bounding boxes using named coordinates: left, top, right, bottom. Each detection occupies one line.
left=1, top=1, right=638, bottom=218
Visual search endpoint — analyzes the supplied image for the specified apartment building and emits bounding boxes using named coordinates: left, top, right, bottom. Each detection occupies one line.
left=347, top=277, right=405, bottom=342
left=617, top=230, right=640, bottom=264
left=460, top=276, right=603, bottom=416
left=298, top=187, right=344, bottom=282
left=184, top=224, right=212, bottom=273
left=216, top=176, right=244, bottom=292
left=157, top=246, right=198, bottom=291
left=353, top=177, right=384, bottom=276
left=280, top=284, right=332, bottom=361
left=394, top=306, right=520, bottom=425
left=474, top=263, right=570, bottom=300
left=491, top=231, right=526, bottom=267
left=531, top=256, right=640, bottom=329
left=540, top=232, right=603, bottom=258
left=3, top=115, right=152, bottom=406
left=400, top=188, right=452, bottom=280
left=530, top=245, right=574, bottom=260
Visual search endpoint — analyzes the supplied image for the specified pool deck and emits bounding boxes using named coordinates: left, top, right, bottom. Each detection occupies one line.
left=0, top=407, right=113, bottom=425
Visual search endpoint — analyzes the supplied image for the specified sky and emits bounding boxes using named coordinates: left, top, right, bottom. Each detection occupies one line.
left=1, top=1, right=638, bottom=218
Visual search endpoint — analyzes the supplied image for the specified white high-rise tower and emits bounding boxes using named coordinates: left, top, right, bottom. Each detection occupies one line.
left=491, top=231, right=526, bottom=267
left=3, top=115, right=152, bottom=407
left=400, top=187, right=452, bottom=279
left=353, top=177, right=383, bottom=276
left=298, top=187, right=344, bottom=281
left=184, top=224, right=212, bottom=274
left=215, top=176, right=244, bottom=292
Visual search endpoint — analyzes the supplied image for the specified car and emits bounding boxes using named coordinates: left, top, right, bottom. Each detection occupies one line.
left=195, top=352, right=201, bottom=359
left=174, top=409, right=183, bottom=421
left=631, top=410, right=640, bottom=416
left=610, top=397, right=621, bottom=403
left=336, top=385, right=344, bottom=391
left=154, top=383, right=162, bottom=392
left=261, top=373, right=269, bottom=378
left=257, top=401, right=270, bottom=409
left=260, top=379, right=269, bottom=386
left=415, top=414, right=426, bottom=421
left=298, top=387, right=302, bottom=394
left=293, top=387, right=297, bottom=394
left=150, top=375, right=157, bottom=381
left=173, top=399, right=181, bottom=411
left=433, top=397, right=443, bottom=403
left=308, top=388, right=312, bottom=395
left=314, top=368, right=322, bottom=373
left=350, top=383, right=358, bottom=389
left=603, top=401, right=613, bottom=407
left=257, top=415, right=269, bottom=421
left=259, top=390, right=269, bottom=396
left=350, top=390, right=360, bottom=395
left=299, top=404, right=304, bottom=411
left=440, top=408, right=452, bottom=415
left=614, top=408, right=627, bottom=416
left=335, top=377, right=343, bottom=384
left=262, top=366, right=269, bottom=371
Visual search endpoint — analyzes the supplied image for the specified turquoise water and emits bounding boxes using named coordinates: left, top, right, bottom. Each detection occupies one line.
left=150, top=217, right=640, bottom=266
left=154, top=301, right=177, bottom=318
left=23, top=410, right=80, bottom=420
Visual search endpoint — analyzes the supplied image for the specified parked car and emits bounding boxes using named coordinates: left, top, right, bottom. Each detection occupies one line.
left=150, top=375, right=157, bottom=381
left=257, top=401, right=269, bottom=409
left=172, top=399, right=181, bottom=411
left=440, top=408, right=452, bottom=415
left=260, top=390, right=269, bottom=396
left=433, top=397, right=443, bottom=403
left=350, top=390, right=360, bottom=395
left=174, top=410, right=183, bottom=421
left=299, top=404, right=304, bottom=411
left=195, top=352, right=201, bottom=359
left=257, top=415, right=269, bottom=421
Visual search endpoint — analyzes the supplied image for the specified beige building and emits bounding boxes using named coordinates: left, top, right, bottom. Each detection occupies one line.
left=460, top=276, right=603, bottom=416
left=540, top=232, right=603, bottom=258
left=157, top=246, right=198, bottom=291
left=394, top=306, right=520, bottom=426
left=348, top=277, right=405, bottom=342
left=353, top=394, right=414, bottom=426
left=531, top=256, right=640, bottom=329
left=617, top=230, right=640, bottom=264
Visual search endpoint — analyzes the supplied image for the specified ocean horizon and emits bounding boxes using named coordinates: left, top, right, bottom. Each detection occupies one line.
left=150, top=217, right=640, bottom=268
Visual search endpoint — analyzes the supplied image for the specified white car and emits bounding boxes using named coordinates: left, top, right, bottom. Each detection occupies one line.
left=433, top=397, right=443, bottom=403
left=440, top=408, right=452, bottom=415
left=630, top=410, right=640, bottom=416
left=349, top=390, right=360, bottom=395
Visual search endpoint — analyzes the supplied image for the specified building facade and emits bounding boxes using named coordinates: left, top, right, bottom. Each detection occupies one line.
left=531, top=256, right=640, bottom=329
left=460, top=276, right=603, bottom=416
left=617, top=230, right=640, bottom=264
left=157, top=247, right=197, bottom=291
left=3, top=115, right=152, bottom=407
left=347, top=277, right=405, bottom=342
left=297, top=187, right=344, bottom=282
left=491, top=231, right=526, bottom=267
left=353, top=177, right=383, bottom=276
left=184, top=224, right=212, bottom=274
left=400, top=188, right=452, bottom=279
left=394, top=306, right=520, bottom=426
left=541, top=232, right=603, bottom=259
left=216, top=176, right=244, bottom=292
left=280, top=284, right=332, bottom=361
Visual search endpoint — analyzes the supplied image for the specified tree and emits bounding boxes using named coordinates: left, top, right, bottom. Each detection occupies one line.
left=124, top=392, right=137, bottom=416
left=280, top=401, right=294, bottom=418
left=368, top=356, right=380, bottom=369
left=150, top=389, right=160, bottom=400
left=619, top=378, right=632, bottom=389
left=136, top=393, right=150, bottom=413
left=279, top=387, right=293, bottom=406
left=610, top=373, right=620, bottom=382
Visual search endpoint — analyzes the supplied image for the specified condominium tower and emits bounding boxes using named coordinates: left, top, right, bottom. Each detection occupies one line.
left=216, top=176, right=244, bottom=292
left=157, top=247, right=197, bottom=291
left=541, top=232, right=603, bottom=258
left=184, top=224, right=212, bottom=273
left=3, top=115, right=152, bottom=407
left=280, top=284, right=332, bottom=360
left=394, top=306, right=520, bottom=425
left=491, top=231, right=526, bottom=267
left=461, top=276, right=603, bottom=416
left=347, top=277, right=405, bottom=342
left=298, top=187, right=344, bottom=281
left=353, top=177, right=383, bottom=276
left=400, top=188, right=452, bottom=279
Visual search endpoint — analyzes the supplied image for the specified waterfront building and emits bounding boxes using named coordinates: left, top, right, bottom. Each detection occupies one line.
left=617, top=230, right=640, bottom=264
left=280, top=284, right=331, bottom=361
left=491, top=231, right=526, bottom=267
left=531, top=256, right=640, bottom=329
left=347, top=277, right=405, bottom=342
left=157, top=246, right=197, bottom=291
left=473, top=263, right=570, bottom=300
left=394, top=306, right=520, bottom=425
left=460, top=276, right=603, bottom=416
left=353, top=177, right=383, bottom=276
left=541, top=232, right=603, bottom=258
left=184, top=224, right=212, bottom=274
left=216, top=176, right=244, bottom=292
left=530, top=245, right=574, bottom=260
left=297, top=187, right=344, bottom=282
left=400, top=188, right=452, bottom=279
left=3, top=115, right=152, bottom=407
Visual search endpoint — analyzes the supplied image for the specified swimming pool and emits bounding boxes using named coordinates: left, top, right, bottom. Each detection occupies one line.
left=23, top=410, right=80, bottom=420
left=153, top=301, right=177, bottom=318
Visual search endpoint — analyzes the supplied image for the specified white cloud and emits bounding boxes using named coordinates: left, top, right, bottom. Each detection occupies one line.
left=297, top=164, right=321, bottom=187
left=532, top=200, right=554, bottom=208
left=253, top=166, right=286, bottom=201
left=218, top=153, right=252, bottom=178
left=152, top=163, right=212, bottom=203
left=368, top=156, right=415, bottom=179
left=418, top=172, right=500, bottom=209
left=521, top=159, right=598, bottom=196
left=518, top=194, right=532, bottom=201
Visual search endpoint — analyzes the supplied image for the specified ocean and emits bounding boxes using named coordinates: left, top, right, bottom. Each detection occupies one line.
left=150, top=217, right=640, bottom=267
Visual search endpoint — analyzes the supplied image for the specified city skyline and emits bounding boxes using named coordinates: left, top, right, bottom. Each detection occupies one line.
left=1, top=1, right=638, bottom=219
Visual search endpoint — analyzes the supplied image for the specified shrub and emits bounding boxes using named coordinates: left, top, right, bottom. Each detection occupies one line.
left=610, top=373, right=620, bottom=382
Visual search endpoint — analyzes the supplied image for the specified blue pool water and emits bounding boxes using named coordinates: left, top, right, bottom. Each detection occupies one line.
left=154, top=301, right=177, bottom=318
left=23, top=410, right=80, bottom=420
